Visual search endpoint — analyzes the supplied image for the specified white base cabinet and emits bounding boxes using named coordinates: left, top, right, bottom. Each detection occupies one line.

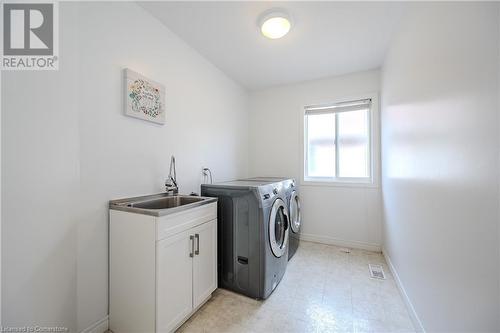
left=192, top=221, right=217, bottom=309
left=110, top=203, right=217, bottom=333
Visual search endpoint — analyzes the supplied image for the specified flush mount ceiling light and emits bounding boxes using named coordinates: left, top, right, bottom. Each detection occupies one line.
left=258, top=9, right=292, bottom=39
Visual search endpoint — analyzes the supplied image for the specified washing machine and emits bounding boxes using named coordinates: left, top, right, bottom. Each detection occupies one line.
left=286, top=181, right=301, bottom=260
left=201, top=179, right=289, bottom=299
left=244, top=177, right=301, bottom=260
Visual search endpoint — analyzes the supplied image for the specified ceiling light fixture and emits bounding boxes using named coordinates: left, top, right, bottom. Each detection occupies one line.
left=258, top=9, right=292, bottom=39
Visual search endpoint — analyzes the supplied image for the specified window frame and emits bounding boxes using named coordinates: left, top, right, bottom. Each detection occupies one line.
left=300, top=93, right=380, bottom=188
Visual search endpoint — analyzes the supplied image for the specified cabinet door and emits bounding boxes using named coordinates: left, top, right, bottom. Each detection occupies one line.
left=192, top=219, right=217, bottom=309
left=156, top=229, right=194, bottom=332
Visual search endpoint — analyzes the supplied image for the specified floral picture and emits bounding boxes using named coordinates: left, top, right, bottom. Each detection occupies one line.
left=124, top=69, right=165, bottom=124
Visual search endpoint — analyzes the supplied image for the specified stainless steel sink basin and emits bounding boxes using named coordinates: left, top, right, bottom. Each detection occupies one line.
left=109, top=193, right=217, bottom=217
left=130, top=196, right=204, bottom=209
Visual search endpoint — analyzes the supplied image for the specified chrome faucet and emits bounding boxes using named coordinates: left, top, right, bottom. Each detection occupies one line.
left=165, top=155, right=178, bottom=195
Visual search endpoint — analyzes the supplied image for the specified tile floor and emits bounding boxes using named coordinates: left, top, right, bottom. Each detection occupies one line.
left=177, top=241, right=415, bottom=333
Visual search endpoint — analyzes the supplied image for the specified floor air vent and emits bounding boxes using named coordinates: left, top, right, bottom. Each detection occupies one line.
left=369, top=264, right=386, bottom=279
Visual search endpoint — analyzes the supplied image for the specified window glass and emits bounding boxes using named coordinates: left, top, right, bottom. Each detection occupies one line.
left=337, top=109, right=370, bottom=178
left=304, top=99, right=372, bottom=183
left=306, top=113, right=335, bottom=177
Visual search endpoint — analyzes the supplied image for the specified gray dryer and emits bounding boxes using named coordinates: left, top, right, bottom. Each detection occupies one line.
left=201, top=180, right=289, bottom=299
left=243, top=177, right=301, bottom=260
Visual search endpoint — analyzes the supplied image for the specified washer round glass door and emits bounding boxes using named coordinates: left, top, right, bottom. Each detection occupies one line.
left=269, top=198, right=289, bottom=258
left=289, top=191, right=301, bottom=233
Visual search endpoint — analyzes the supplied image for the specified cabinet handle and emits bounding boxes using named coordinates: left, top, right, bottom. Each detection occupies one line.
left=189, top=235, right=194, bottom=257
left=195, top=234, right=200, bottom=255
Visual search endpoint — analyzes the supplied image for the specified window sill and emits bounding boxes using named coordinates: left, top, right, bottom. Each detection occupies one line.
left=301, top=178, right=379, bottom=189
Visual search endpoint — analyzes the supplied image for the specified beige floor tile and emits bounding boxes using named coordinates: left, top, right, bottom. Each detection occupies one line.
left=316, top=314, right=353, bottom=333
left=282, top=317, right=317, bottom=333
left=175, top=241, right=414, bottom=333
left=353, top=317, right=415, bottom=333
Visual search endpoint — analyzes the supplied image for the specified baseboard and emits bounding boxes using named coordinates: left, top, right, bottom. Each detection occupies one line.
left=80, top=315, right=109, bottom=333
left=299, top=233, right=381, bottom=252
left=382, top=249, right=425, bottom=333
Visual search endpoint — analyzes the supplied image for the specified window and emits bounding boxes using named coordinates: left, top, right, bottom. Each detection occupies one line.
left=304, top=98, right=372, bottom=183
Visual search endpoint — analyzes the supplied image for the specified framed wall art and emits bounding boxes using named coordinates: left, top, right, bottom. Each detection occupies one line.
left=124, top=68, right=166, bottom=124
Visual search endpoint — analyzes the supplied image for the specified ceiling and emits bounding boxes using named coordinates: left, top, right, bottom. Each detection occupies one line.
left=140, top=2, right=407, bottom=90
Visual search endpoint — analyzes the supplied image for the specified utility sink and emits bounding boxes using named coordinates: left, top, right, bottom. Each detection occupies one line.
left=109, top=193, right=217, bottom=217
left=131, top=196, right=204, bottom=209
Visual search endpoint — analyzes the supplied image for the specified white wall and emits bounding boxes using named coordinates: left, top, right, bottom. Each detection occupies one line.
left=1, top=2, right=248, bottom=331
left=381, top=2, right=500, bottom=331
left=0, top=69, right=2, bottom=328
left=249, top=70, right=382, bottom=250
left=498, top=5, right=500, bottom=325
